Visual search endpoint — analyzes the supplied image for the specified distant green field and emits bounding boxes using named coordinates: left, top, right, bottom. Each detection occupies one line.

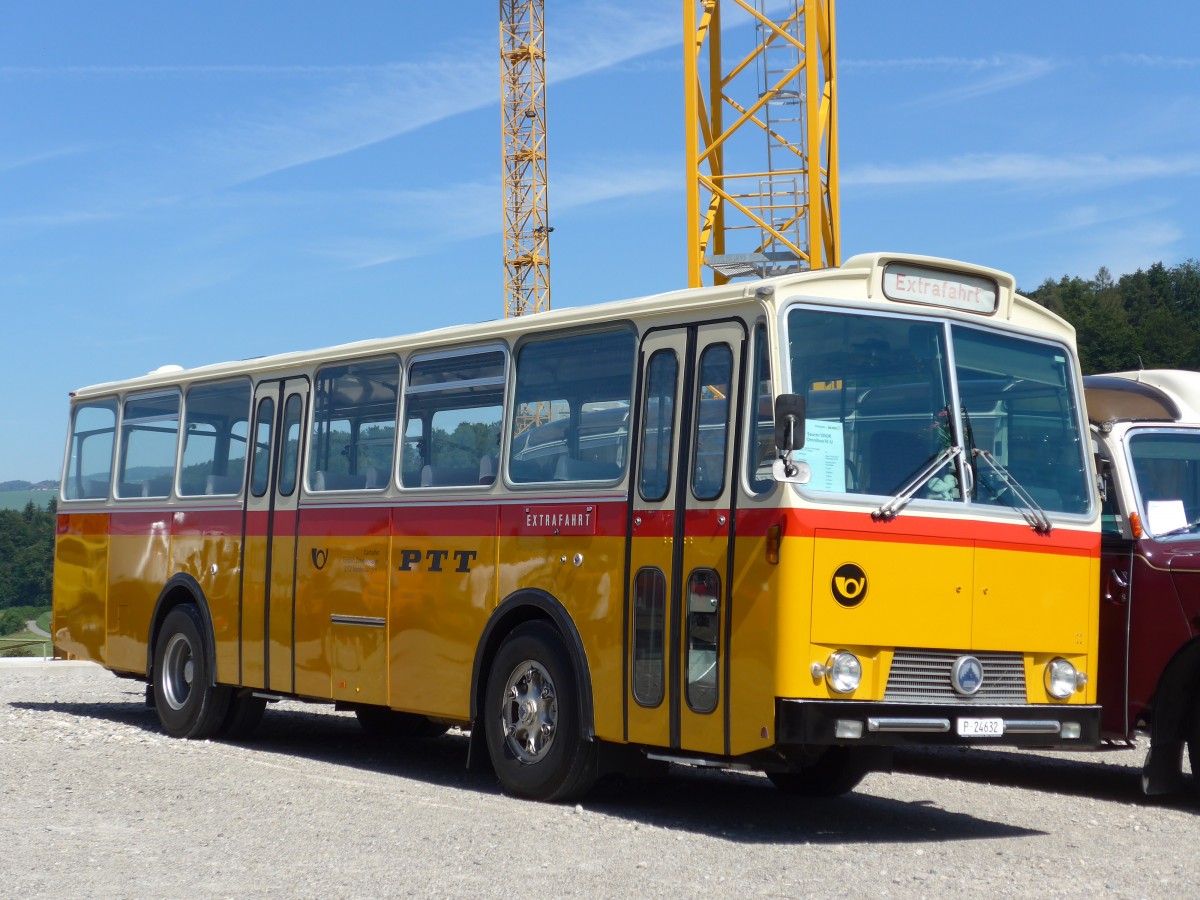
left=0, top=490, right=57, bottom=511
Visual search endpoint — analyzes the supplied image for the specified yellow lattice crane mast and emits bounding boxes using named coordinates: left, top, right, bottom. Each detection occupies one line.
left=684, top=0, right=839, bottom=286
left=500, top=0, right=551, bottom=317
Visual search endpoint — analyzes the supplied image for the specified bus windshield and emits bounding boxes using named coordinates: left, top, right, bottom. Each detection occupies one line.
left=1127, top=430, right=1200, bottom=536
left=785, top=307, right=1090, bottom=515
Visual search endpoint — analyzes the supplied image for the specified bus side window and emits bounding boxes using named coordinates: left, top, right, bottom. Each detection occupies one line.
left=116, top=392, right=180, bottom=500
left=402, top=348, right=506, bottom=488
left=250, top=397, right=274, bottom=499
left=508, top=328, right=636, bottom=485
left=308, top=358, right=399, bottom=492
left=692, top=343, right=732, bottom=501
left=179, top=379, right=251, bottom=497
left=638, top=350, right=678, bottom=502
left=632, top=567, right=667, bottom=707
left=746, top=323, right=774, bottom=494
left=63, top=399, right=118, bottom=500
left=278, top=393, right=305, bottom=497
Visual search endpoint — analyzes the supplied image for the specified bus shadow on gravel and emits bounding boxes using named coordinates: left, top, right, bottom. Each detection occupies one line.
left=892, top=746, right=1199, bottom=813
left=15, top=695, right=1041, bottom=845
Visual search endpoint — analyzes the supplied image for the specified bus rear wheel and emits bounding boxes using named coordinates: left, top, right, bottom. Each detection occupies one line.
left=767, top=747, right=872, bottom=798
left=152, top=605, right=230, bottom=739
left=484, top=621, right=597, bottom=802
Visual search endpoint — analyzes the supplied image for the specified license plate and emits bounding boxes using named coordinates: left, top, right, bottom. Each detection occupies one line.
left=957, top=717, right=1004, bottom=737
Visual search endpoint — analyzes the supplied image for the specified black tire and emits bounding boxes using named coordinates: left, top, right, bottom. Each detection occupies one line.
left=355, top=707, right=449, bottom=739
left=152, top=605, right=231, bottom=738
left=483, top=620, right=597, bottom=802
left=767, top=747, right=871, bottom=798
left=219, top=690, right=267, bottom=739
left=1189, top=699, right=1200, bottom=798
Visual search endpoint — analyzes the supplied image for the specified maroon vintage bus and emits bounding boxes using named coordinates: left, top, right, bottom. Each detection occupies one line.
left=1086, top=370, right=1200, bottom=794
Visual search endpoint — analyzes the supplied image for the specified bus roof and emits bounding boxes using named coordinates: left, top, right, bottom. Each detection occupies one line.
left=70, top=251, right=1070, bottom=400
left=1084, top=370, right=1200, bottom=424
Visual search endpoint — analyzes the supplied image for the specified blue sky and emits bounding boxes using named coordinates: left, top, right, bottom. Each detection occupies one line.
left=1, top=1, right=1197, bottom=482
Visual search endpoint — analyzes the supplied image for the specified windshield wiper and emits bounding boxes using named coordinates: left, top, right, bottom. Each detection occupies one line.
left=959, top=405, right=978, bottom=499
left=872, top=445, right=963, bottom=522
left=1154, top=517, right=1200, bottom=539
left=973, top=449, right=1053, bottom=534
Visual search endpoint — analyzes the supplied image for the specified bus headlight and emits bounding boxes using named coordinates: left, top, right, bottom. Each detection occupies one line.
left=826, top=651, right=862, bottom=694
left=1044, top=658, right=1080, bottom=700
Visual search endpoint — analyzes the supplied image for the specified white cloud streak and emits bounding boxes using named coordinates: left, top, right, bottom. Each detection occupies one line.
left=337, top=158, right=676, bottom=270
left=845, top=152, right=1200, bottom=187
left=1104, top=53, right=1200, bottom=69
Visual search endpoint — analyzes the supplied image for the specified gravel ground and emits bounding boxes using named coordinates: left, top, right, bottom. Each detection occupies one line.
left=2, top=660, right=1198, bottom=898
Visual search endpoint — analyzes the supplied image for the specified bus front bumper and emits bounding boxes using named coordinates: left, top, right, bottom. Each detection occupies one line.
left=777, top=699, right=1102, bottom=747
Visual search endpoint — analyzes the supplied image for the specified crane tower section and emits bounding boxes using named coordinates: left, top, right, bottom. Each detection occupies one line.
left=684, top=0, right=839, bottom=286
left=500, top=0, right=551, bottom=317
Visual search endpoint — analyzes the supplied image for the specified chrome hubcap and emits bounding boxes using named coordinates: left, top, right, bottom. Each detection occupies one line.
left=500, top=660, right=557, bottom=764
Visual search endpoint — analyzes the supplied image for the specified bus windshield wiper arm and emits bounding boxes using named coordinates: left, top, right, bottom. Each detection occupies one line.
left=973, top=449, right=1053, bottom=535
left=1154, top=517, right=1200, bottom=538
left=872, top=445, right=963, bottom=522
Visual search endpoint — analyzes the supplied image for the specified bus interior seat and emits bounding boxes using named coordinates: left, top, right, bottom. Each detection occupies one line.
left=314, top=470, right=367, bottom=491
left=365, top=466, right=391, bottom=489
left=478, top=454, right=498, bottom=485
left=867, top=429, right=927, bottom=495
left=204, top=474, right=242, bottom=495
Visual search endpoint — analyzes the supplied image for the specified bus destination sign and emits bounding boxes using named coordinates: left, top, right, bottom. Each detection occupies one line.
left=882, top=263, right=998, bottom=314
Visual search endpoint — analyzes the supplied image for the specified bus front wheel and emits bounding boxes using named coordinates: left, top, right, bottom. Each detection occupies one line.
left=152, top=605, right=231, bottom=739
left=484, top=621, right=597, bottom=802
left=767, top=746, right=871, bottom=798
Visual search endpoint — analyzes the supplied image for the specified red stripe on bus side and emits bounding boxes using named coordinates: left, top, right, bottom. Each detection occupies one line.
left=97, top=500, right=1098, bottom=558
left=57, top=512, right=109, bottom=537
left=300, top=506, right=393, bottom=538
left=171, top=509, right=244, bottom=536
left=108, top=511, right=172, bottom=537
left=630, top=509, right=674, bottom=538
left=735, top=507, right=1097, bottom=557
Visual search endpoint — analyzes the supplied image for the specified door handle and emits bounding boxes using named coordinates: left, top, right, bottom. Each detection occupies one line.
left=1106, top=568, right=1129, bottom=604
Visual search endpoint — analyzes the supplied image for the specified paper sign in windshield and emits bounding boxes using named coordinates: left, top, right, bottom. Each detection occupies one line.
left=1147, top=499, right=1187, bottom=535
left=793, top=419, right=846, bottom=493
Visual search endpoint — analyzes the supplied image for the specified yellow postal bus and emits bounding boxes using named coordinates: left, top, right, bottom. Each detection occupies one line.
left=54, top=252, right=1101, bottom=801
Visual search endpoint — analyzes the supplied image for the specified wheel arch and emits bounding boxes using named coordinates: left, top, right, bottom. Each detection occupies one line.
left=1141, top=634, right=1200, bottom=794
left=145, top=573, right=219, bottom=686
left=469, top=589, right=595, bottom=741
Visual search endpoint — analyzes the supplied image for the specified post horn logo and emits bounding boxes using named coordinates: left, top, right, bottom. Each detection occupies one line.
left=831, top=563, right=868, bottom=607
left=311, top=548, right=329, bottom=570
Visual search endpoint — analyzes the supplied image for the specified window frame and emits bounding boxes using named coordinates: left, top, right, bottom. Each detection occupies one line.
left=506, top=323, right=638, bottom=489
left=400, top=343, right=509, bottom=491
left=114, top=389, right=182, bottom=502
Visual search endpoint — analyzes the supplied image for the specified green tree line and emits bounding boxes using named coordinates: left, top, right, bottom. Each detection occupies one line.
left=1026, top=259, right=1200, bottom=374
left=0, top=499, right=55, bottom=615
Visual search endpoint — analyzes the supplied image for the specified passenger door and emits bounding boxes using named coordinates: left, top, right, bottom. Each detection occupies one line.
left=240, top=377, right=309, bottom=693
left=626, top=321, right=745, bottom=756
left=1097, top=467, right=1133, bottom=736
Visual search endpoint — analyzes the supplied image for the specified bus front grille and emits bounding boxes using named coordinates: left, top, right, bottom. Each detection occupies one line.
left=884, top=649, right=1028, bottom=703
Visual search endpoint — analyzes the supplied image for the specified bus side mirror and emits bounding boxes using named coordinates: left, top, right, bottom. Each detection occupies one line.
left=772, top=394, right=810, bottom=484
left=774, top=394, right=806, bottom=453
